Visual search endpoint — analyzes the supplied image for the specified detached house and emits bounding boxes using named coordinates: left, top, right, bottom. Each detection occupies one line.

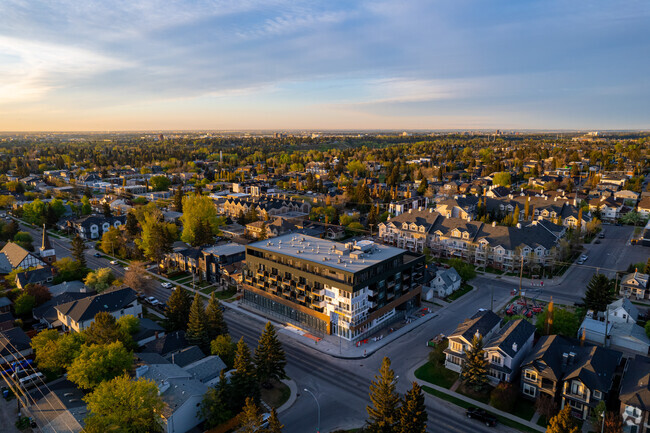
left=619, top=356, right=650, bottom=433
left=620, top=272, right=650, bottom=301
left=69, top=214, right=126, bottom=240
left=445, top=310, right=501, bottom=373
left=520, top=335, right=623, bottom=420
left=55, top=287, right=141, bottom=332
left=483, top=319, right=536, bottom=384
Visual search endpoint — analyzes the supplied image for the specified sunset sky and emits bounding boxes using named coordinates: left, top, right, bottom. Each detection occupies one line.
left=1, top=0, right=649, bottom=131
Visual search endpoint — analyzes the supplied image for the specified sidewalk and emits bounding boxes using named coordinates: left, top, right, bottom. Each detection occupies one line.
left=476, top=267, right=571, bottom=289
left=406, top=365, right=545, bottom=433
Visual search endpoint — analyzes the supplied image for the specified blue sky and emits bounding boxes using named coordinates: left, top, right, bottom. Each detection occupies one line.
left=1, top=0, right=649, bottom=130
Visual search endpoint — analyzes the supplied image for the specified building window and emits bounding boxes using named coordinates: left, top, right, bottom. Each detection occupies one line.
left=524, top=370, right=537, bottom=382
left=523, top=384, right=536, bottom=397
left=593, top=390, right=602, bottom=399
left=491, top=354, right=501, bottom=364
left=567, top=399, right=583, bottom=410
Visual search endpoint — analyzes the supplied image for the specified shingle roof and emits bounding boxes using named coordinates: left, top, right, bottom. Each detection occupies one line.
left=184, top=355, right=227, bottom=383
left=141, top=330, right=188, bottom=356
left=485, top=319, right=535, bottom=358
left=54, top=287, right=137, bottom=323
left=0, top=242, right=32, bottom=268
left=33, top=292, right=94, bottom=324
left=166, top=345, right=205, bottom=367
left=16, top=266, right=53, bottom=287
left=619, top=356, right=650, bottom=411
left=449, top=310, right=501, bottom=342
left=0, top=327, right=31, bottom=355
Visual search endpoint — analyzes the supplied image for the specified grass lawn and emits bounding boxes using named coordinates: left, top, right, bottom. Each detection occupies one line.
left=414, top=362, right=459, bottom=389
left=421, top=386, right=540, bottom=433
left=536, top=416, right=547, bottom=427
left=446, top=283, right=473, bottom=301
left=168, top=273, right=191, bottom=282
left=485, top=266, right=504, bottom=275
left=260, top=380, right=291, bottom=409
left=511, top=399, right=537, bottom=421
left=213, top=288, right=238, bottom=300
left=200, top=286, right=217, bottom=294
left=456, top=383, right=492, bottom=404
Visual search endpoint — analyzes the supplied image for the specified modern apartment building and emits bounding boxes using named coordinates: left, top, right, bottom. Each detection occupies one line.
left=243, top=234, right=425, bottom=341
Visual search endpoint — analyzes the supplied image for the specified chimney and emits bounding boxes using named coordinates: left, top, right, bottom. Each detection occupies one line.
left=512, top=342, right=518, bottom=353
left=562, top=352, right=569, bottom=367
left=568, top=352, right=576, bottom=365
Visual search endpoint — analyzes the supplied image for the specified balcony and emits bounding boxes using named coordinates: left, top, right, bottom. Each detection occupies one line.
left=244, top=277, right=253, bottom=284
left=297, top=283, right=306, bottom=292
left=269, top=275, right=277, bottom=282
left=256, top=271, right=265, bottom=278
left=312, top=299, right=325, bottom=308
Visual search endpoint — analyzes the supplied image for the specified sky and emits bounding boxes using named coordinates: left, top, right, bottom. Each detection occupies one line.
left=0, top=0, right=649, bottom=131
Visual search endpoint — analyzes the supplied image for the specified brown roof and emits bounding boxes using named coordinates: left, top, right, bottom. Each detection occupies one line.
left=0, top=242, right=31, bottom=268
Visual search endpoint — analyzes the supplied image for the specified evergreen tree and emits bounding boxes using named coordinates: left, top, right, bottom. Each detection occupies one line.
left=71, top=235, right=86, bottom=268
left=262, top=407, right=283, bottom=433
left=173, top=185, right=184, bottom=212
left=200, top=370, right=234, bottom=428
left=254, top=322, right=287, bottom=387
left=258, top=222, right=268, bottom=240
left=102, top=202, right=112, bottom=218
left=460, top=334, right=489, bottom=392
left=398, top=382, right=427, bottom=433
left=417, top=177, right=428, bottom=195
left=125, top=211, right=139, bottom=237
left=231, top=337, right=260, bottom=409
left=165, top=288, right=191, bottom=331
left=546, top=405, right=579, bottom=433
left=366, top=357, right=400, bottom=433
left=584, top=274, right=615, bottom=313
left=205, top=292, right=227, bottom=341
left=186, top=292, right=209, bottom=352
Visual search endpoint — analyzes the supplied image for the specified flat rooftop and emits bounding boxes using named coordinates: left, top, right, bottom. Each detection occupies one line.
left=203, top=243, right=246, bottom=256
left=248, top=234, right=407, bottom=273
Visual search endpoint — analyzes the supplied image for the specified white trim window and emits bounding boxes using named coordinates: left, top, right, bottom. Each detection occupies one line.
left=523, top=383, right=536, bottom=397
left=524, top=370, right=537, bottom=382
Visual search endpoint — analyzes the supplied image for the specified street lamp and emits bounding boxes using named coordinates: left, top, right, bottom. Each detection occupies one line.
left=600, top=410, right=606, bottom=433
left=303, top=388, right=320, bottom=433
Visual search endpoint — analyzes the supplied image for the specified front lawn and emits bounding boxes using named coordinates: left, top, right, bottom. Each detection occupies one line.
left=260, top=379, right=291, bottom=409
left=414, top=362, right=459, bottom=389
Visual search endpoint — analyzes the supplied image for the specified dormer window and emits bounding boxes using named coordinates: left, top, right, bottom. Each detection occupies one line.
left=402, top=223, right=408, bottom=230
left=463, top=233, right=469, bottom=239
left=419, top=226, right=425, bottom=233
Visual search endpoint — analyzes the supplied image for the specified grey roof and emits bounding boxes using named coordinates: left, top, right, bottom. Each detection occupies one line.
left=166, top=345, right=205, bottom=367
left=608, top=298, right=639, bottom=318
left=16, top=266, right=53, bottom=286
left=436, top=267, right=460, bottom=287
left=133, top=318, right=164, bottom=344
left=48, top=280, right=88, bottom=297
left=449, top=310, right=501, bottom=342
left=485, top=319, right=535, bottom=358
left=0, top=327, right=31, bottom=355
left=0, top=312, right=13, bottom=323
left=54, top=287, right=137, bottom=323
left=135, top=352, right=171, bottom=365
left=202, top=243, right=246, bottom=257
left=140, top=363, right=208, bottom=417
left=33, top=292, right=94, bottom=324
left=184, top=355, right=227, bottom=384
left=619, top=356, right=650, bottom=411
left=249, top=234, right=406, bottom=274
left=522, top=335, right=622, bottom=392
left=0, top=297, right=12, bottom=308
left=141, top=330, right=188, bottom=356
left=28, top=380, right=86, bottom=433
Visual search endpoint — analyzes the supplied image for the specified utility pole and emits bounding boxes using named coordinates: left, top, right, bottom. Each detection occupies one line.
left=518, top=254, right=524, bottom=298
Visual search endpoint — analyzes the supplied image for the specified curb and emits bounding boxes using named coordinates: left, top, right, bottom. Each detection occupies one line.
left=276, top=378, right=298, bottom=414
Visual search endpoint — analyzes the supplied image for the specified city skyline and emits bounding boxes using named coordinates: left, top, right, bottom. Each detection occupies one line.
left=1, top=0, right=649, bottom=131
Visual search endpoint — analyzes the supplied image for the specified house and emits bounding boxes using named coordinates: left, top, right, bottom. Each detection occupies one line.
left=619, top=356, right=650, bottom=433
left=615, top=190, right=640, bottom=202
left=26, top=379, right=86, bottom=433
left=136, top=361, right=208, bottom=433
left=483, top=319, right=536, bottom=384
left=579, top=317, right=650, bottom=356
left=0, top=297, right=12, bottom=313
left=389, top=197, right=429, bottom=216
left=55, top=287, right=141, bottom=332
left=15, top=266, right=54, bottom=289
left=141, top=330, right=190, bottom=357
left=598, top=298, right=639, bottom=325
left=246, top=218, right=297, bottom=239
left=0, top=312, right=14, bottom=331
left=47, top=280, right=88, bottom=297
left=444, top=310, right=501, bottom=373
left=0, top=242, right=47, bottom=274
left=424, top=266, right=461, bottom=299
left=637, top=197, right=650, bottom=218
left=133, top=318, right=165, bottom=346
left=33, top=292, right=94, bottom=329
left=69, top=214, right=126, bottom=240
left=520, top=335, right=623, bottom=420
left=620, top=272, right=649, bottom=300
left=0, top=327, right=33, bottom=364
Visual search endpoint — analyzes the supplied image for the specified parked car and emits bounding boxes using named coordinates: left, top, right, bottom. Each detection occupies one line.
left=598, top=232, right=605, bottom=239
left=594, top=239, right=601, bottom=244
left=161, top=282, right=173, bottom=289
left=93, top=252, right=102, bottom=258
left=466, top=407, right=497, bottom=427
left=109, top=260, right=118, bottom=265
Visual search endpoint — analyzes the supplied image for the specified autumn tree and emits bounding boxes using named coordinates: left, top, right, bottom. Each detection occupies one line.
left=366, top=357, right=400, bottom=433
left=238, top=397, right=262, bottom=433
left=546, top=405, right=579, bottom=433
left=84, top=268, right=115, bottom=293
left=25, top=283, right=52, bottom=305
left=123, top=261, right=152, bottom=294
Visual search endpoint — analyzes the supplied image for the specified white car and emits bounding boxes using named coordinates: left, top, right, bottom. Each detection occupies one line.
left=161, top=282, right=173, bottom=289
left=146, top=296, right=160, bottom=306
left=109, top=260, right=118, bottom=265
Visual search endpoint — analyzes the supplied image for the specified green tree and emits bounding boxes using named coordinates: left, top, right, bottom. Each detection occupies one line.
left=366, top=357, right=400, bottom=433
left=117, top=315, right=140, bottom=335
left=165, top=287, right=191, bottom=331
left=546, top=405, right=579, bottom=433
left=536, top=306, right=582, bottom=337
left=102, top=202, right=112, bottom=218
left=81, top=196, right=92, bottom=215
left=205, top=292, right=227, bottom=341
left=67, top=341, right=133, bottom=390
left=254, top=322, right=287, bottom=387
left=125, top=210, right=139, bottom=237
left=397, top=382, right=427, bottom=433
left=180, top=195, right=222, bottom=246
left=583, top=274, right=615, bottom=313
left=53, top=257, right=87, bottom=283
left=200, top=370, right=234, bottom=428
left=32, top=330, right=84, bottom=374
left=460, top=334, right=488, bottom=392
left=211, top=334, right=237, bottom=369
left=186, top=292, right=209, bottom=351
left=493, top=172, right=511, bottom=187
left=99, top=227, right=125, bottom=257
left=238, top=397, right=262, bottom=433
left=231, top=337, right=260, bottom=409
left=71, top=235, right=86, bottom=268
left=84, top=268, right=116, bottom=293
left=645, top=321, right=650, bottom=339
left=149, top=175, right=171, bottom=192
left=136, top=212, right=176, bottom=262
left=83, top=374, right=164, bottom=433
left=13, top=231, right=34, bottom=251
left=84, top=311, right=133, bottom=348
left=14, top=293, right=36, bottom=315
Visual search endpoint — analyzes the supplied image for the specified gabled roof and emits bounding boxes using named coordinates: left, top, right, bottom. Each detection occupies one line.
left=0, top=242, right=35, bottom=268
left=166, top=345, right=205, bottom=367
left=485, top=318, right=535, bottom=358
left=564, top=345, right=621, bottom=392
left=608, top=298, right=639, bottom=318
left=141, top=330, right=188, bottom=356
left=54, top=287, right=137, bottom=323
left=619, top=356, right=650, bottom=411
left=448, top=310, right=501, bottom=343
left=0, top=327, right=31, bottom=355
left=16, top=266, right=53, bottom=287
left=33, top=292, right=94, bottom=324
